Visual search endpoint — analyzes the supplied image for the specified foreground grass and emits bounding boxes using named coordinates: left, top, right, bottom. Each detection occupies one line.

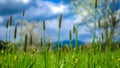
left=0, top=46, right=120, bottom=68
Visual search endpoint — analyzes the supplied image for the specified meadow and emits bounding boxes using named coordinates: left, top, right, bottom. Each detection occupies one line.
left=0, top=11, right=120, bottom=68
left=0, top=0, right=120, bottom=67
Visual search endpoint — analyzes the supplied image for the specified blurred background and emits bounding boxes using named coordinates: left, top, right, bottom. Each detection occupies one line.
left=0, top=0, right=119, bottom=44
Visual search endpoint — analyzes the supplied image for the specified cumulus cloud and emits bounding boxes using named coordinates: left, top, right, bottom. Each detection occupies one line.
left=48, top=3, right=69, bottom=14
left=24, top=0, right=72, bottom=20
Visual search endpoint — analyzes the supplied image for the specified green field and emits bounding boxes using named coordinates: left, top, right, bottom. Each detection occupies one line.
left=0, top=43, right=120, bottom=68
left=0, top=0, right=120, bottom=67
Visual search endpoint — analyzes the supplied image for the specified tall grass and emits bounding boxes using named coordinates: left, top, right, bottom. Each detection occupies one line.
left=73, top=25, right=78, bottom=53
left=20, top=10, right=25, bottom=52
left=9, top=15, right=12, bottom=42
left=24, top=34, right=28, bottom=53
left=1, top=5, right=120, bottom=68
left=13, top=26, right=17, bottom=53
left=43, top=21, right=46, bottom=46
left=22, top=10, right=25, bottom=17
left=5, top=20, right=9, bottom=55
left=69, top=30, right=72, bottom=51
left=6, top=20, right=9, bottom=42
left=29, top=34, right=33, bottom=46
left=43, top=20, right=47, bottom=68
left=58, top=14, right=62, bottom=67
left=41, top=38, right=43, bottom=47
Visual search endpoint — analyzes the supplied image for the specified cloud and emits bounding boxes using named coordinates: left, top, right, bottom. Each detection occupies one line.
left=24, top=0, right=72, bottom=19
left=0, top=0, right=35, bottom=15
left=48, top=3, right=69, bottom=14
left=44, top=16, right=74, bottom=41
left=0, top=16, right=4, bottom=23
left=0, top=0, right=93, bottom=43
left=14, top=0, right=30, bottom=4
left=0, top=0, right=72, bottom=22
left=0, top=26, right=15, bottom=41
left=44, top=14, right=93, bottom=42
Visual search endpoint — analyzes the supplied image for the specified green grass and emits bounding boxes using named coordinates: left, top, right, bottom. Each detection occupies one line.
left=0, top=8, right=120, bottom=68
left=0, top=46, right=120, bottom=68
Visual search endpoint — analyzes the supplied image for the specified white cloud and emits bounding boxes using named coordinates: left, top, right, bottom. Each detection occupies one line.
left=0, top=16, right=4, bottom=23
left=15, top=0, right=30, bottom=4
left=74, top=11, right=88, bottom=24
left=0, top=0, right=30, bottom=4
left=74, top=15, right=82, bottom=24
left=0, top=0, right=93, bottom=43
left=49, top=4, right=69, bottom=14
left=45, top=15, right=93, bottom=42
left=25, top=0, right=71, bottom=18
left=36, top=1, right=67, bottom=14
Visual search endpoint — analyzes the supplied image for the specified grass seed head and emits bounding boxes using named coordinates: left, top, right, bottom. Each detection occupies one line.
left=73, top=25, right=76, bottom=33
left=24, top=34, right=28, bottom=52
left=69, top=30, right=72, bottom=40
left=43, top=21, right=46, bottom=31
left=98, top=19, right=101, bottom=28
left=14, top=26, right=17, bottom=39
left=10, top=15, right=12, bottom=26
left=41, top=38, right=43, bottom=47
left=6, top=20, right=9, bottom=29
left=59, top=14, right=62, bottom=29
left=95, top=0, right=97, bottom=8
left=22, top=10, right=25, bottom=16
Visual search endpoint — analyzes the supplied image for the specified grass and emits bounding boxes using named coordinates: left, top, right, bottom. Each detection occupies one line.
left=0, top=16, right=119, bottom=68
left=0, top=2, right=120, bottom=67
left=0, top=46, right=120, bottom=68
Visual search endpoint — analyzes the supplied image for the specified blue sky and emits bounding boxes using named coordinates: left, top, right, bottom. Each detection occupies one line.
left=0, top=0, right=119, bottom=43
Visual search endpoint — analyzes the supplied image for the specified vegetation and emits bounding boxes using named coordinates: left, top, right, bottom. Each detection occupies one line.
left=0, top=0, right=120, bottom=68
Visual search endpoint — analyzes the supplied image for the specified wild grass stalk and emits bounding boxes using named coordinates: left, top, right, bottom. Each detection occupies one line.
left=95, top=0, right=97, bottom=8
left=22, top=10, right=25, bottom=17
left=13, top=26, right=17, bottom=53
left=98, top=19, right=101, bottom=28
left=5, top=20, right=9, bottom=55
left=58, top=14, right=62, bottom=67
left=41, top=38, right=43, bottom=47
left=93, top=0, right=98, bottom=54
left=28, top=60, right=36, bottom=68
left=21, top=10, right=25, bottom=52
left=73, top=25, right=78, bottom=53
left=87, top=52, right=90, bottom=68
left=14, top=26, right=17, bottom=40
left=6, top=20, right=9, bottom=42
left=24, top=34, right=28, bottom=53
left=91, top=0, right=98, bottom=66
left=29, top=34, right=32, bottom=46
left=43, top=20, right=47, bottom=68
left=43, top=20, right=46, bottom=48
left=9, top=15, right=12, bottom=42
left=47, top=40, right=51, bottom=51
left=69, top=30, right=72, bottom=52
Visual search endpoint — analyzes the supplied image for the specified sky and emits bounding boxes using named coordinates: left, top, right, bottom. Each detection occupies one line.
left=0, top=0, right=120, bottom=43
